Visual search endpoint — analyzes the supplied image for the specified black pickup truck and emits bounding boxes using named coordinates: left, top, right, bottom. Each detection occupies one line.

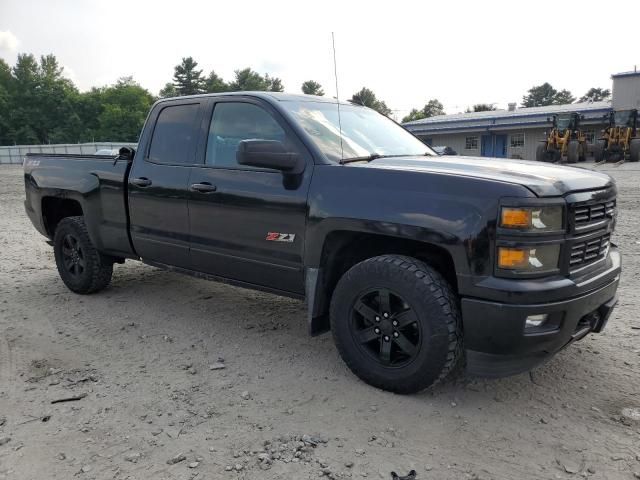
left=24, top=92, right=621, bottom=393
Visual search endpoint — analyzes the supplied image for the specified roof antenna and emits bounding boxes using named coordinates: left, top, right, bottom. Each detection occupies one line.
left=332, top=32, right=344, bottom=162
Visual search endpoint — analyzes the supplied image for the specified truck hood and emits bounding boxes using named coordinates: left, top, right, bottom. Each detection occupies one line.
left=356, top=155, right=614, bottom=197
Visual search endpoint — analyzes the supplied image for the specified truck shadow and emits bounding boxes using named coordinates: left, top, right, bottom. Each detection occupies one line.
left=26, top=261, right=596, bottom=406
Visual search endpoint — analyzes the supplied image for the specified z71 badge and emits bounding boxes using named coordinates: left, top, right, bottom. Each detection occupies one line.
left=266, top=232, right=296, bottom=243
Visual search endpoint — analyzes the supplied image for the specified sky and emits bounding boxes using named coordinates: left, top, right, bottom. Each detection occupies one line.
left=1, top=0, right=639, bottom=121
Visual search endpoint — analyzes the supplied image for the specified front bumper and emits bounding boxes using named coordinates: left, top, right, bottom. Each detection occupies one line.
left=461, top=249, right=620, bottom=377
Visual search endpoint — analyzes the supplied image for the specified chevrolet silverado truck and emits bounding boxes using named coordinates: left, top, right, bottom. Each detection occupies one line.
left=23, top=92, right=621, bottom=393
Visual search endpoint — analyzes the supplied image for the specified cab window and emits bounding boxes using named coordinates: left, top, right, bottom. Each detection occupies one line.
left=206, top=102, right=287, bottom=168
left=148, top=103, right=200, bottom=165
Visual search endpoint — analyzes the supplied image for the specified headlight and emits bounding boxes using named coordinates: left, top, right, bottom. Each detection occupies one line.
left=498, top=245, right=560, bottom=274
left=500, top=206, right=563, bottom=232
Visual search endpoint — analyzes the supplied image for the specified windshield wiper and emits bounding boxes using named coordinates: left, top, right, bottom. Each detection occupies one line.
left=339, top=153, right=432, bottom=164
left=339, top=153, right=383, bottom=164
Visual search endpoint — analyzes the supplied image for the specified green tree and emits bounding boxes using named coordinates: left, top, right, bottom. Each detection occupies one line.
left=34, top=54, right=83, bottom=143
left=521, top=83, right=575, bottom=107
left=522, top=82, right=556, bottom=107
left=466, top=103, right=496, bottom=112
left=402, top=109, right=425, bottom=123
left=159, top=82, right=177, bottom=98
left=350, top=87, right=392, bottom=116
left=0, top=54, right=155, bottom=145
left=579, top=87, right=611, bottom=103
left=0, top=59, right=13, bottom=145
left=301, top=80, right=324, bottom=96
left=172, top=57, right=205, bottom=96
left=93, top=77, right=155, bottom=142
left=422, top=99, right=445, bottom=117
left=228, top=68, right=283, bottom=92
left=9, top=54, right=40, bottom=144
left=401, top=99, right=445, bottom=123
left=265, top=74, right=284, bottom=92
left=205, top=70, right=228, bottom=93
left=554, top=89, right=576, bottom=105
left=5, top=53, right=82, bottom=144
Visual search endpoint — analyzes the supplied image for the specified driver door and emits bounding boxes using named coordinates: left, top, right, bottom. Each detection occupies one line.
left=187, top=97, right=313, bottom=295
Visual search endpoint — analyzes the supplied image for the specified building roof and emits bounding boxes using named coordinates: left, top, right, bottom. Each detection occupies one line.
left=403, top=101, right=611, bottom=135
left=611, top=70, right=640, bottom=78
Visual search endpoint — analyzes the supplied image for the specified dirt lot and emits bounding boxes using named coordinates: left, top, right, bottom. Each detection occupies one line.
left=0, top=163, right=639, bottom=480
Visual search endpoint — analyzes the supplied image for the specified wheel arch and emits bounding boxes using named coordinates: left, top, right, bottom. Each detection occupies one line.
left=42, top=196, right=84, bottom=238
left=306, top=229, right=459, bottom=336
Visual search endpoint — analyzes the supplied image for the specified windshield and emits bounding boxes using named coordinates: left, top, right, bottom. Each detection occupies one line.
left=614, top=111, right=632, bottom=127
left=555, top=116, right=573, bottom=131
left=280, top=101, right=435, bottom=162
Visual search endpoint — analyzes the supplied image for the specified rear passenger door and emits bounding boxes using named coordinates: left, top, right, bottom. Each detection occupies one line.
left=128, top=100, right=205, bottom=268
left=187, top=97, right=313, bottom=295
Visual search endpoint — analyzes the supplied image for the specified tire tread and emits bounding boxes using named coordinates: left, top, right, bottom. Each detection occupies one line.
left=53, top=216, right=113, bottom=294
left=330, top=254, right=462, bottom=393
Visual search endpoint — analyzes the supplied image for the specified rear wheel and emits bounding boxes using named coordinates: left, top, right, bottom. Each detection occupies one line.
left=629, top=139, right=640, bottom=162
left=53, top=216, right=113, bottom=294
left=594, top=140, right=606, bottom=162
left=330, top=255, right=462, bottom=394
left=567, top=140, right=579, bottom=163
left=535, top=143, right=546, bottom=162
left=578, top=142, right=587, bottom=162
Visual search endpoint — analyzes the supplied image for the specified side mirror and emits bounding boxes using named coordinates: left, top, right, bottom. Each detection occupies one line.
left=118, top=146, right=135, bottom=161
left=237, top=140, right=303, bottom=173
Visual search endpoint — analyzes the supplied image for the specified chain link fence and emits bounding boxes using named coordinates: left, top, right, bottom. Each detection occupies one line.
left=0, top=143, right=138, bottom=164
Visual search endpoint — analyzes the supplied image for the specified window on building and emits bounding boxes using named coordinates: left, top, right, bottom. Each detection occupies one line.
left=510, top=133, right=525, bottom=148
left=583, top=130, right=596, bottom=144
left=148, top=103, right=200, bottom=165
left=465, top=136, right=478, bottom=150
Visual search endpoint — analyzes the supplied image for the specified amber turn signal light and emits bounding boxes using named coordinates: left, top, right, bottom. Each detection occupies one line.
left=498, top=247, right=528, bottom=269
left=501, top=208, right=531, bottom=228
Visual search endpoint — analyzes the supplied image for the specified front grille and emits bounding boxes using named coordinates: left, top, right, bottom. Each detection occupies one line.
left=572, top=200, right=616, bottom=231
left=569, top=233, right=610, bottom=269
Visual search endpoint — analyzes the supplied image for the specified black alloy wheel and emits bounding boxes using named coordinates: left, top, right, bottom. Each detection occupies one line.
left=53, top=216, right=113, bottom=294
left=61, top=233, right=86, bottom=278
left=351, top=288, right=421, bottom=367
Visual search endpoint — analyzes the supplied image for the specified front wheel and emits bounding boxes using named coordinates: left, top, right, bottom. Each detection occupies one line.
left=567, top=140, right=579, bottom=163
left=594, top=140, right=606, bottom=162
left=330, top=255, right=462, bottom=394
left=53, top=216, right=113, bottom=294
left=629, top=139, right=640, bottom=162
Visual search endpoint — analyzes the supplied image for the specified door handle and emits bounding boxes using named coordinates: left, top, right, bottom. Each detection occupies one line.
left=190, top=182, right=217, bottom=193
left=131, top=177, right=152, bottom=187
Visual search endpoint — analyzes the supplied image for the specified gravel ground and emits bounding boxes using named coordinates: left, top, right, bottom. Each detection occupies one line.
left=0, top=163, right=639, bottom=480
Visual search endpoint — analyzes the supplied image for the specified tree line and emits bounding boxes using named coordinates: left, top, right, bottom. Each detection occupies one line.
left=0, top=52, right=613, bottom=146
left=0, top=54, right=155, bottom=146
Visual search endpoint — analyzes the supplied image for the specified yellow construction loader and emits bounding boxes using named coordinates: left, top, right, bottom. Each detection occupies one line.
left=536, top=113, right=588, bottom=163
left=594, top=109, right=639, bottom=163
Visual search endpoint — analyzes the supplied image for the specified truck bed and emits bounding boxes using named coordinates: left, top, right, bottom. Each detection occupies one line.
left=23, top=153, right=136, bottom=258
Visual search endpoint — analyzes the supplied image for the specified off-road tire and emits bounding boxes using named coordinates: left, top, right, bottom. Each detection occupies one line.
left=629, top=139, right=640, bottom=163
left=330, top=255, right=462, bottom=394
left=567, top=140, right=579, bottom=164
left=594, top=140, right=606, bottom=162
left=578, top=142, right=587, bottom=162
left=53, top=216, right=113, bottom=294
